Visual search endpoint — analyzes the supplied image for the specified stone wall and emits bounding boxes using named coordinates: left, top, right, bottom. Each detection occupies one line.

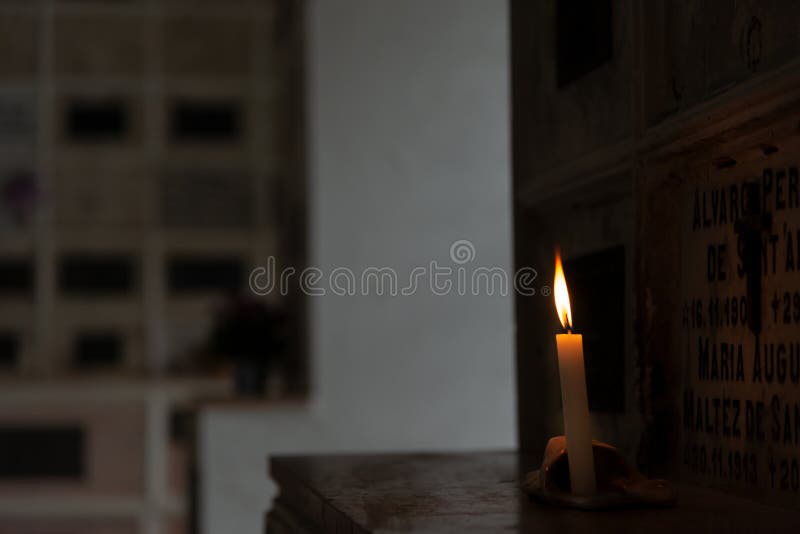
left=513, top=0, right=800, bottom=508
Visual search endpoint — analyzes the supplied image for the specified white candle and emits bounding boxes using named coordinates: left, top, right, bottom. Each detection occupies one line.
left=553, top=252, right=596, bottom=496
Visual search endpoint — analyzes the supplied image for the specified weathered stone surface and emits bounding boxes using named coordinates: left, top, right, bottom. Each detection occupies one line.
left=161, top=169, right=254, bottom=228
left=514, top=0, right=800, bottom=511
left=511, top=1, right=632, bottom=178
left=0, top=93, right=36, bottom=145
left=269, top=452, right=800, bottom=533
left=54, top=15, right=145, bottom=77
left=53, top=163, right=145, bottom=228
left=163, top=16, right=253, bottom=77
left=0, top=15, right=38, bottom=78
left=642, top=0, right=800, bottom=127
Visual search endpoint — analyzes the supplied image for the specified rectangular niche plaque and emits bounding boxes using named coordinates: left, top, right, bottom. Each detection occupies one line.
left=167, top=255, right=244, bottom=294
left=0, top=425, right=85, bottom=479
left=72, top=330, right=123, bottom=370
left=161, top=170, right=254, bottom=228
left=0, top=258, right=33, bottom=296
left=564, top=246, right=625, bottom=413
left=0, top=331, right=19, bottom=369
left=65, top=98, right=128, bottom=141
left=58, top=254, right=135, bottom=296
left=169, top=99, right=241, bottom=142
left=0, top=94, right=36, bottom=145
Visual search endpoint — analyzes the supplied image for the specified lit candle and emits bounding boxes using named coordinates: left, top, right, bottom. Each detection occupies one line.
left=553, top=251, right=596, bottom=496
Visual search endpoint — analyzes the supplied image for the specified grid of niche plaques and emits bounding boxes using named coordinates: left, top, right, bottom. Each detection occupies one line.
left=0, top=0, right=283, bottom=377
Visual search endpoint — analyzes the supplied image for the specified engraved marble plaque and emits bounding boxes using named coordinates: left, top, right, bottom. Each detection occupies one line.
left=679, top=157, right=800, bottom=506
left=0, top=94, right=35, bottom=145
left=163, top=16, right=252, bottom=77
left=53, top=165, right=144, bottom=228
left=161, top=170, right=254, bottom=228
left=0, top=15, right=38, bottom=78
left=640, top=119, right=800, bottom=508
left=53, top=15, right=145, bottom=77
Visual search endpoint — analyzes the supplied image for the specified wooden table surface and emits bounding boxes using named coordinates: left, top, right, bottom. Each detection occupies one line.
left=267, top=451, right=800, bottom=533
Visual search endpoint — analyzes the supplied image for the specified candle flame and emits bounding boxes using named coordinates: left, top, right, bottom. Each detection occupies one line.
left=554, top=250, right=573, bottom=331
